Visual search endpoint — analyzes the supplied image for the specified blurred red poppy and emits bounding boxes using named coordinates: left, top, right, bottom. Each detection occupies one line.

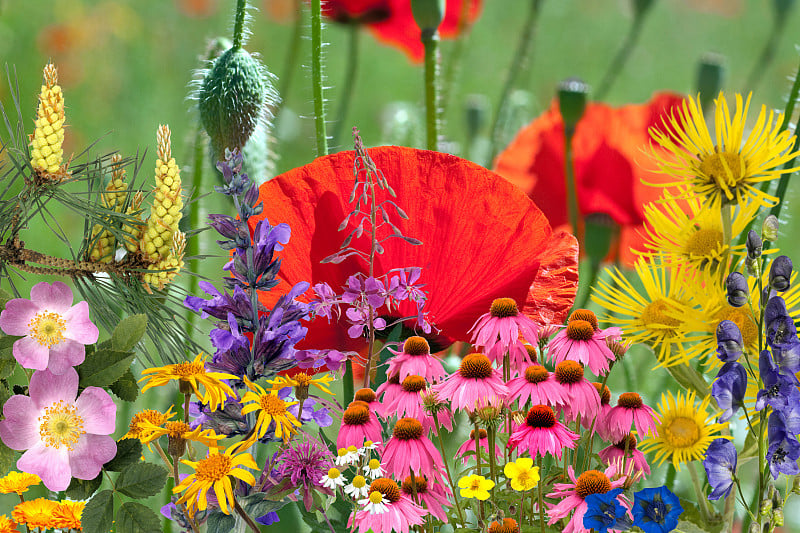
left=322, top=0, right=482, bottom=62
left=493, top=91, right=685, bottom=266
left=250, top=146, right=578, bottom=354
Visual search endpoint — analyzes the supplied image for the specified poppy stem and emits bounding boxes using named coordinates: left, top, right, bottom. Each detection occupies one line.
left=309, top=0, right=329, bottom=156
left=275, top=0, right=304, bottom=127
left=594, top=7, right=649, bottom=101
left=563, top=128, right=579, bottom=246
left=332, top=26, right=360, bottom=149
left=421, top=28, right=441, bottom=151
left=440, top=0, right=475, bottom=117
left=186, top=121, right=206, bottom=334
left=232, top=0, right=247, bottom=50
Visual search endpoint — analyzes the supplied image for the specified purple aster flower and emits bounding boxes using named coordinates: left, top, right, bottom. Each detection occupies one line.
left=769, top=255, right=792, bottom=292
left=767, top=411, right=800, bottom=479
left=715, top=320, right=743, bottom=362
left=583, top=488, right=632, bottom=533
left=756, top=350, right=795, bottom=412
left=632, top=486, right=682, bottom=533
left=275, top=438, right=334, bottom=511
left=703, top=439, right=737, bottom=500
left=725, top=272, right=748, bottom=308
left=712, top=362, right=747, bottom=422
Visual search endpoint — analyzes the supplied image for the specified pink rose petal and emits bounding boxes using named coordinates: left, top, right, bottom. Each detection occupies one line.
left=30, top=281, right=74, bottom=314
left=0, top=395, right=40, bottom=450
left=75, top=387, right=117, bottom=435
left=47, top=340, right=86, bottom=374
left=29, top=367, right=79, bottom=410
left=69, top=434, right=116, bottom=480
left=0, top=298, right=39, bottom=336
left=12, top=336, right=50, bottom=371
left=18, top=442, right=72, bottom=491
left=63, top=301, right=99, bottom=344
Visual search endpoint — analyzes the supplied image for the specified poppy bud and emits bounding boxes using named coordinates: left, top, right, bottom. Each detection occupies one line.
left=763, top=215, right=779, bottom=242
left=696, top=52, right=725, bottom=111
left=716, top=320, right=743, bottom=362
left=558, top=78, right=589, bottom=135
left=411, top=0, right=445, bottom=32
left=769, top=255, right=792, bottom=292
left=746, top=230, right=762, bottom=259
left=726, top=272, right=748, bottom=307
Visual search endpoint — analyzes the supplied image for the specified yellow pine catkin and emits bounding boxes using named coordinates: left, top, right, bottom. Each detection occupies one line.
left=29, top=63, right=67, bottom=177
left=124, top=191, right=144, bottom=254
left=143, top=231, right=186, bottom=290
left=140, top=125, right=183, bottom=263
left=87, top=155, right=129, bottom=263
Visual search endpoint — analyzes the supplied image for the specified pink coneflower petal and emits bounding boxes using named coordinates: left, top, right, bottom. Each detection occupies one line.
left=383, top=418, right=443, bottom=481
left=386, top=337, right=447, bottom=382
left=605, top=392, right=660, bottom=442
left=552, top=361, right=601, bottom=423
left=432, top=353, right=508, bottom=412
left=507, top=365, right=567, bottom=409
left=455, top=429, right=504, bottom=464
left=508, top=405, right=578, bottom=460
left=547, top=310, right=620, bottom=377
left=598, top=435, right=651, bottom=477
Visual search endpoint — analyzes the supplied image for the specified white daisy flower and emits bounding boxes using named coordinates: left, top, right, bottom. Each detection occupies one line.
left=363, top=458, right=384, bottom=479
left=320, top=467, right=346, bottom=489
left=358, top=491, right=389, bottom=515
left=342, top=445, right=360, bottom=464
left=360, top=440, right=381, bottom=453
left=334, top=448, right=350, bottom=466
left=344, top=475, right=370, bottom=499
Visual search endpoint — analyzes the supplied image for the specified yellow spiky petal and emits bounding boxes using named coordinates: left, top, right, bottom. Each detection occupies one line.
left=29, top=64, right=66, bottom=176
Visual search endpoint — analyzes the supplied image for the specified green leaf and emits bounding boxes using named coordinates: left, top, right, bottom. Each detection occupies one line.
left=115, top=501, right=162, bottom=533
left=0, top=336, right=18, bottom=380
left=0, top=441, right=15, bottom=476
left=678, top=498, right=724, bottom=533
left=110, top=369, right=139, bottom=402
left=0, top=287, right=13, bottom=311
left=239, top=492, right=284, bottom=518
left=104, top=438, right=143, bottom=472
left=675, top=519, right=717, bottom=533
left=82, top=490, right=115, bottom=533
left=115, top=462, right=168, bottom=498
left=206, top=511, right=236, bottom=533
left=77, top=348, right=135, bottom=388
left=111, top=314, right=148, bottom=352
left=66, top=473, right=102, bottom=500
left=666, top=364, right=710, bottom=397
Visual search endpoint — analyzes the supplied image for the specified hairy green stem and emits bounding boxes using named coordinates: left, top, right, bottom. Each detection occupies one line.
left=744, top=16, right=788, bottom=93
left=186, top=124, right=205, bottom=334
left=232, top=0, right=248, bottom=50
left=564, top=127, right=579, bottom=243
left=275, top=0, right=304, bottom=124
left=332, top=27, right=360, bottom=148
left=422, top=28, right=441, bottom=151
left=310, top=0, right=329, bottom=155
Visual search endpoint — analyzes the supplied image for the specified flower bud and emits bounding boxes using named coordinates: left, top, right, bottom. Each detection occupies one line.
left=716, top=320, right=744, bottom=362
left=760, top=499, right=772, bottom=516
left=792, top=475, right=800, bottom=494
left=769, top=255, right=792, bottom=292
left=745, top=256, right=759, bottom=278
left=725, top=272, right=749, bottom=307
left=773, top=508, right=784, bottom=527
left=696, top=52, right=725, bottom=111
left=746, top=230, right=763, bottom=259
left=558, top=78, right=589, bottom=135
left=762, top=215, right=779, bottom=242
left=411, top=0, right=445, bottom=32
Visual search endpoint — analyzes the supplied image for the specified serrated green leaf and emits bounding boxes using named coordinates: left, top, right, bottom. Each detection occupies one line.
left=0, top=337, right=17, bottom=380
left=115, top=501, right=161, bottom=533
left=77, top=348, right=135, bottom=388
left=66, top=473, right=103, bottom=500
left=104, top=438, right=143, bottom=472
left=678, top=498, right=724, bottom=533
left=0, top=287, right=13, bottom=311
left=115, top=462, right=167, bottom=498
left=110, top=369, right=139, bottom=402
left=0, top=442, right=15, bottom=476
left=666, top=364, right=710, bottom=397
left=239, top=492, right=284, bottom=519
left=675, top=519, right=717, bottom=533
left=82, top=490, right=115, bottom=533
left=112, top=314, right=148, bottom=352
left=206, top=511, right=236, bottom=533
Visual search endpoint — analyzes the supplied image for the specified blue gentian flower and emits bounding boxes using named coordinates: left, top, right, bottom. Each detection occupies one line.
left=583, top=488, right=632, bottom=533
left=633, top=486, right=683, bottom=533
left=703, top=438, right=737, bottom=500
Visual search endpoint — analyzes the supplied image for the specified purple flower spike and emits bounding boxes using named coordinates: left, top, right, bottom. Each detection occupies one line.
left=715, top=320, right=743, bottom=362
left=767, top=411, right=800, bottom=479
left=703, top=439, right=737, bottom=500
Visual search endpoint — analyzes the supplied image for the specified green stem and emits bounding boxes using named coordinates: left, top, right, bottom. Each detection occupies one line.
left=332, top=27, right=360, bottom=148
left=537, top=457, right=546, bottom=533
left=488, top=425, right=498, bottom=489
left=275, top=0, right=304, bottom=124
left=688, top=460, right=712, bottom=523
left=422, top=28, right=441, bottom=151
left=233, top=495, right=262, bottom=533
left=564, top=127, right=579, bottom=240
left=309, top=0, right=329, bottom=156
left=440, top=0, right=474, bottom=117
left=343, top=359, right=354, bottom=405
left=595, top=13, right=646, bottom=101
left=186, top=124, right=206, bottom=334
left=744, top=17, right=787, bottom=93
left=434, top=426, right=466, bottom=527
left=232, top=0, right=248, bottom=50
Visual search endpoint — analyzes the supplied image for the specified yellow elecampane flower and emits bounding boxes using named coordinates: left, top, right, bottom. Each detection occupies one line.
left=139, top=353, right=238, bottom=411
left=240, top=377, right=300, bottom=444
left=503, top=458, right=540, bottom=491
left=457, top=474, right=495, bottom=500
left=267, top=372, right=334, bottom=396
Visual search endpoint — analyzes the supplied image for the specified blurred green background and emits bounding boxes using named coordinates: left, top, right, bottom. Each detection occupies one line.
left=2, top=0, right=800, bottom=529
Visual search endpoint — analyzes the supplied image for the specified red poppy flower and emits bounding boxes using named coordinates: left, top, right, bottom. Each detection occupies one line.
left=322, top=0, right=483, bottom=62
left=493, top=91, right=685, bottom=266
left=250, top=146, right=578, bottom=354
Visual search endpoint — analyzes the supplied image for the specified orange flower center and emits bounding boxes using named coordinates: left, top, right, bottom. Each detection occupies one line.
left=39, top=400, right=85, bottom=450
left=369, top=478, right=401, bottom=503
left=165, top=421, right=192, bottom=437
left=195, top=453, right=233, bottom=483
left=173, top=360, right=205, bottom=377
left=566, top=320, right=594, bottom=341
left=640, top=299, right=681, bottom=328
left=469, top=428, right=488, bottom=439
left=569, top=309, right=598, bottom=330
left=28, top=311, right=66, bottom=348
left=614, top=434, right=638, bottom=451
left=490, top=297, right=519, bottom=318
left=525, top=405, right=556, bottom=428
left=665, top=417, right=700, bottom=448
left=698, top=151, right=744, bottom=190
left=403, top=336, right=430, bottom=355
left=129, top=409, right=169, bottom=437
left=401, top=375, right=426, bottom=393
left=593, top=382, right=611, bottom=405
left=459, top=353, right=493, bottom=379
left=259, top=394, right=288, bottom=415
left=393, top=417, right=423, bottom=440
left=685, top=228, right=723, bottom=258
left=714, top=306, right=758, bottom=348
left=488, top=518, right=519, bottom=533
left=343, top=405, right=370, bottom=426
left=293, top=373, right=312, bottom=387
left=617, top=392, right=643, bottom=409
left=575, top=470, right=612, bottom=499
left=554, top=361, right=584, bottom=384
left=401, top=475, right=428, bottom=494
left=355, top=388, right=376, bottom=403
left=387, top=373, right=401, bottom=385
left=524, top=365, right=549, bottom=384
left=348, top=400, right=370, bottom=410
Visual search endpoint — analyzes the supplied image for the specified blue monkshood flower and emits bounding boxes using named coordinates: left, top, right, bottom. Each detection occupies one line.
left=765, top=296, right=797, bottom=348
left=583, top=488, right=633, bottom=533
left=769, top=255, right=793, bottom=292
left=715, top=320, right=744, bottom=362
left=756, top=350, right=795, bottom=412
left=703, top=438, right=737, bottom=500
left=767, top=411, right=800, bottom=479
left=725, top=272, right=749, bottom=308
left=632, top=486, right=683, bottom=533
left=712, top=362, right=747, bottom=422
left=746, top=230, right=762, bottom=259
left=772, top=340, right=800, bottom=383
left=781, top=389, right=800, bottom=435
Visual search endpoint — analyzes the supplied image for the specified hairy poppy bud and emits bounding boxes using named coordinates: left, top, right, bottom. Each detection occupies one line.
left=726, top=272, right=748, bottom=307
left=769, top=255, right=792, bottom=292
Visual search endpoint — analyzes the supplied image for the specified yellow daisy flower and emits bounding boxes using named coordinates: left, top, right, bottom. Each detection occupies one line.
left=639, top=390, right=729, bottom=470
left=0, top=472, right=41, bottom=495
left=267, top=372, right=334, bottom=396
left=140, top=353, right=238, bottom=410
left=647, top=92, right=800, bottom=208
left=0, top=515, right=18, bottom=533
left=503, top=458, right=540, bottom=491
left=12, top=498, right=58, bottom=531
left=122, top=406, right=176, bottom=443
left=52, top=500, right=84, bottom=531
left=240, top=377, right=300, bottom=444
left=174, top=445, right=257, bottom=517
left=457, top=474, right=494, bottom=500
left=138, top=420, right=226, bottom=449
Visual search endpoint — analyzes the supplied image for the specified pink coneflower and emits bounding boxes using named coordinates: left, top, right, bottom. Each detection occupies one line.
left=547, top=309, right=621, bottom=376
left=386, top=376, right=452, bottom=433
left=470, top=298, right=539, bottom=371
left=603, top=392, right=660, bottom=443
left=598, top=434, right=651, bottom=477
left=552, top=361, right=600, bottom=424
left=400, top=475, right=451, bottom=522
left=375, top=372, right=402, bottom=418
left=455, top=429, right=503, bottom=465
left=586, top=382, right=613, bottom=437
left=507, top=405, right=578, bottom=460
left=432, top=353, right=508, bottom=412
left=337, top=402, right=382, bottom=451
left=353, top=387, right=382, bottom=418
left=546, top=465, right=630, bottom=533
left=386, top=336, right=447, bottom=382
left=382, top=417, right=444, bottom=481
left=506, top=364, right=567, bottom=409
left=350, top=478, right=427, bottom=533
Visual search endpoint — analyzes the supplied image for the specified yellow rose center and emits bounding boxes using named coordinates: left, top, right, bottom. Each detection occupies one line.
left=39, top=400, right=85, bottom=450
left=28, top=311, right=66, bottom=348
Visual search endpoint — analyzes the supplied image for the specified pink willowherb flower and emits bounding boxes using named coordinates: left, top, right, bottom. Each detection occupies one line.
left=0, top=281, right=99, bottom=374
left=381, top=418, right=444, bottom=481
left=506, top=364, right=567, bottom=409
left=546, top=465, right=631, bottom=533
left=386, top=336, right=447, bottom=382
left=470, top=298, right=539, bottom=371
left=603, top=392, right=660, bottom=443
left=0, top=367, right=116, bottom=491
left=507, top=405, right=579, bottom=460
left=552, top=360, right=601, bottom=424
left=384, top=375, right=452, bottom=433
left=547, top=309, right=621, bottom=376
left=598, top=434, right=651, bottom=477
left=350, top=478, right=427, bottom=533
left=455, top=428, right=503, bottom=465
left=400, top=475, right=452, bottom=522
left=337, top=401, right=383, bottom=451
left=432, top=353, right=508, bottom=412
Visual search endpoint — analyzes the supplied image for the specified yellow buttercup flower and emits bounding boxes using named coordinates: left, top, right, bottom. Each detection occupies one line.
left=140, top=353, right=237, bottom=411
left=52, top=500, right=84, bottom=531
left=11, top=498, right=58, bottom=531
left=0, top=515, right=18, bottom=533
left=267, top=372, right=334, bottom=396
left=647, top=92, right=800, bottom=208
left=240, top=377, right=300, bottom=444
left=29, top=63, right=66, bottom=177
left=503, top=458, right=540, bottom=491
left=457, top=474, right=495, bottom=500
left=174, top=445, right=257, bottom=517
left=0, top=471, right=41, bottom=495
left=122, top=406, right=176, bottom=443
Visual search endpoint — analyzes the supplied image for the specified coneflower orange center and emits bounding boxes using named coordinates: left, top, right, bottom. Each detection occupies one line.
left=387, top=373, right=401, bottom=385
left=195, top=453, right=233, bottom=483
left=524, top=365, right=549, bottom=383
left=617, top=392, right=643, bottom=409
left=28, top=311, right=66, bottom=348
left=172, top=360, right=205, bottom=377
left=401, top=475, right=428, bottom=494
left=614, top=434, right=638, bottom=450
left=348, top=400, right=370, bottom=410
left=593, top=382, right=611, bottom=405
left=401, top=375, right=426, bottom=392
left=393, top=417, right=423, bottom=440
left=369, top=478, right=401, bottom=502
left=566, top=320, right=594, bottom=341
left=343, top=405, right=370, bottom=425
left=459, top=353, right=493, bottom=379
left=698, top=151, right=744, bottom=189
left=403, top=336, right=430, bottom=355
left=641, top=299, right=681, bottom=328
left=38, top=400, right=85, bottom=450
left=259, top=394, right=288, bottom=415
left=355, top=388, right=376, bottom=403
left=525, top=405, right=556, bottom=428
left=490, top=297, right=518, bottom=318
left=488, top=518, right=519, bottom=533
left=714, top=307, right=758, bottom=347
left=469, top=428, right=488, bottom=439
left=574, top=470, right=612, bottom=498
left=554, top=361, right=584, bottom=384
left=685, top=228, right=723, bottom=258
left=569, top=309, right=598, bottom=330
